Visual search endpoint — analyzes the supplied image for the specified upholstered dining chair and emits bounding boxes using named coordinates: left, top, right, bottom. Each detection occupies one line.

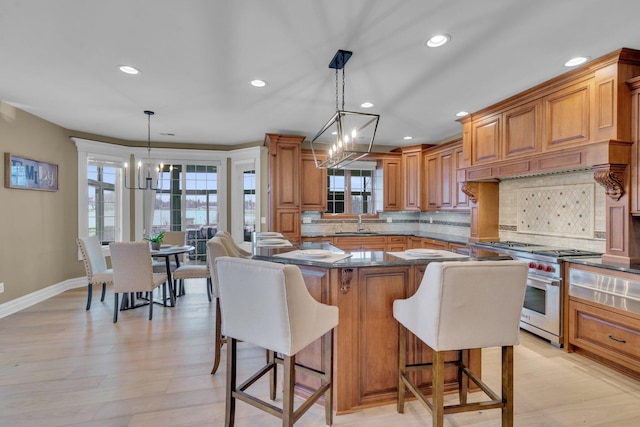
left=216, top=257, right=339, bottom=427
left=206, top=237, right=231, bottom=374
left=172, top=246, right=212, bottom=301
left=77, top=236, right=113, bottom=311
left=152, top=230, right=186, bottom=272
left=393, top=260, right=528, bottom=427
left=215, top=231, right=251, bottom=258
left=109, top=241, right=169, bottom=323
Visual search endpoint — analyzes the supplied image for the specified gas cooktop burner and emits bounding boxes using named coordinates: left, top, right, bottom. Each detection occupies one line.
left=480, top=241, right=540, bottom=248
left=475, top=241, right=601, bottom=258
left=531, top=248, right=601, bottom=257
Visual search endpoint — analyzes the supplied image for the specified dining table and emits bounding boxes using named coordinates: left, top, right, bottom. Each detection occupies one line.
left=150, top=244, right=195, bottom=306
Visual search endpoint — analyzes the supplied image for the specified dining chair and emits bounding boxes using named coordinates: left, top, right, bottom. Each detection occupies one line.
left=77, top=236, right=113, bottom=311
left=152, top=230, right=186, bottom=272
left=393, top=260, right=528, bottom=427
left=172, top=251, right=212, bottom=301
left=109, top=241, right=169, bottom=323
left=206, top=237, right=231, bottom=374
left=216, top=257, right=339, bottom=427
left=215, top=231, right=251, bottom=258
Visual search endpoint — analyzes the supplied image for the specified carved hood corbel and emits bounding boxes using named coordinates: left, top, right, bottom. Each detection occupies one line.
left=592, top=164, right=626, bottom=201
left=461, top=182, right=478, bottom=203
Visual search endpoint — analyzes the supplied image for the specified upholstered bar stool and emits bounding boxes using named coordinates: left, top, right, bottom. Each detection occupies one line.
left=393, top=260, right=528, bottom=427
left=215, top=231, right=251, bottom=258
left=216, top=257, right=339, bottom=427
left=206, top=237, right=231, bottom=374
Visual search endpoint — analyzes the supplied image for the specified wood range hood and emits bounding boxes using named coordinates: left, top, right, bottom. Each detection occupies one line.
left=457, top=47, right=640, bottom=267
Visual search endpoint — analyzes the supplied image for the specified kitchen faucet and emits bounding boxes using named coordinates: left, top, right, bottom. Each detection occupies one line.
left=357, top=214, right=363, bottom=233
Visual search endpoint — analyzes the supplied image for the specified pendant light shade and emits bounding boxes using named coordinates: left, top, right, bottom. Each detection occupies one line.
left=310, top=50, right=380, bottom=169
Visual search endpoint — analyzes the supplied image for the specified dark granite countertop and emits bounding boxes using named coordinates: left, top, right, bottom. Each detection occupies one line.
left=565, top=256, right=640, bottom=275
left=252, top=242, right=510, bottom=268
left=301, top=231, right=469, bottom=246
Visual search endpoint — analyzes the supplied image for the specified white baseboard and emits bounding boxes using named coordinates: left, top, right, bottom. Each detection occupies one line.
left=0, top=277, right=86, bottom=319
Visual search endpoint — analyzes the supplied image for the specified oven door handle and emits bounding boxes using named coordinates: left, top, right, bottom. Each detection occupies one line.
left=527, top=275, right=560, bottom=289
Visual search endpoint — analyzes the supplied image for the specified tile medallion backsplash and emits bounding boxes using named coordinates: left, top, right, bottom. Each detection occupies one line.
left=499, top=169, right=605, bottom=251
left=516, top=183, right=594, bottom=238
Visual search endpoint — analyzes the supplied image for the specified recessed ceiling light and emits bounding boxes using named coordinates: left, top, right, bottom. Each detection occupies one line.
left=455, top=111, right=469, bottom=117
left=361, top=102, right=374, bottom=108
left=119, top=65, right=141, bottom=75
left=250, top=79, right=267, bottom=87
left=403, top=136, right=413, bottom=140
left=425, top=34, right=450, bottom=48
left=564, top=56, right=590, bottom=67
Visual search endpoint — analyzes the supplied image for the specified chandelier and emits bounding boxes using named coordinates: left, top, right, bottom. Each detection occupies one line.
left=310, top=50, right=380, bottom=169
left=124, top=110, right=167, bottom=190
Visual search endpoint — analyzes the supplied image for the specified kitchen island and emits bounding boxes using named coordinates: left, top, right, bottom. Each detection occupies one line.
left=253, top=241, right=511, bottom=413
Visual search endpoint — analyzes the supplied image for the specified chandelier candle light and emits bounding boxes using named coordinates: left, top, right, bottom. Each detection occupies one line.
left=310, top=50, right=380, bottom=169
left=124, top=110, right=169, bottom=190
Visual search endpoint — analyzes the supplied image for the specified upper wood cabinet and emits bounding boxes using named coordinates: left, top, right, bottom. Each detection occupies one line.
left=402, top=148, right=422, bottom=211
left=422, top=139, right=466, bottom=211
left=459, top=48, right=640, bottom=180
left=264, top=133, right=305, bottom=242
left=381, top=155, right=403, bottom=211
left=503, top=99, right=542, bottom=160
left=543, top=79, right=592, bottom=150
left=300, top=149, right=327, bottom=212
left=629, top=76, right=640, bottom=214
left=471, top=114, right=501, bottom=165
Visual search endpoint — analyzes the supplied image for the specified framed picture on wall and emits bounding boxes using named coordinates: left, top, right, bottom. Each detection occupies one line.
left=4, top=153, right=58, bottom=191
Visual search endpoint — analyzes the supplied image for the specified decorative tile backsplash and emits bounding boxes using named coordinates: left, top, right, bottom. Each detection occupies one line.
left=499, top=169, right=605, bottom=252
left=516, top=183, right=594, bottom=238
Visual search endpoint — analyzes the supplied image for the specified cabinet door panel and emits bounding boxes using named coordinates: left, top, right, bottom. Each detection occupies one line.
left=403, top=151, right=421, bottom=210
left=301, top=151, right=327, bottom=211
left=544, top=80, right=592, bottom=150
left=472, top=115, right=501, bottom=164
left=383, top=158, right=402, bottom=211
left=503, top=101, right=541, bottom=159
left=358, top=267, right=409, bottom=404
left=275, top=143, right=300, bottom=208
left=440, top=151, right=453, bottom=208
left=425, top=155, right=439, bottom=209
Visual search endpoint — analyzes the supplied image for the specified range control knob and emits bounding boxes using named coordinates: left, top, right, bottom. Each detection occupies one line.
left=536, top=264, right=544, bottom=270
left=545, top=265, right=554, bottom=272
left=528, top=262, right=536, bottom=269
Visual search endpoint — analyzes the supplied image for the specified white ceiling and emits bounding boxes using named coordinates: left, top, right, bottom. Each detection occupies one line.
left=2, top=0, right=640, bottom=148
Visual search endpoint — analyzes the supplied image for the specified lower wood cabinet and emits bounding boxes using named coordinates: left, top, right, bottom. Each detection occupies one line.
left=568, top=297, right=640, bottom=379
left=294, top=265, right=479, bottom=413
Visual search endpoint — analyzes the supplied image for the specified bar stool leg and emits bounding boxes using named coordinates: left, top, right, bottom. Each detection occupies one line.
left=269, top=350, right=277, bottom=400
left=397, top=323, right=407, bottom=413
left=324, top=331, right=334, bottom=426
left=459, top=349, right=469, bottom=405
left=502, top=346, right=514, bottom=427
left=432, top=350, right=445, bottom=427
left=225, top=338, right=237, bottom=427
left=211, top=299, right=223, bottom=374
left=282, top=354, right=295, bottom=427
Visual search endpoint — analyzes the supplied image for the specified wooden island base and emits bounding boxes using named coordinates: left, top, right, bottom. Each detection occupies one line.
left=295, top=264, right=481, bottom=414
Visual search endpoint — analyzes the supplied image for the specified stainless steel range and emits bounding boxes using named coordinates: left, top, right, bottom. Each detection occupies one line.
left=473, top=241, right=601, bottom=347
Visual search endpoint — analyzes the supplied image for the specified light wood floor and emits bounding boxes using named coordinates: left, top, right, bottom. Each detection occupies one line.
left=2, top=280, right=640, bottom=426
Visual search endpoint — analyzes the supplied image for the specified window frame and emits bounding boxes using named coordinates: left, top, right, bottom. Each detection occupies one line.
left=324, top=166, right=377, bottom=217
left=75, top=138, right=132, bottom=258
